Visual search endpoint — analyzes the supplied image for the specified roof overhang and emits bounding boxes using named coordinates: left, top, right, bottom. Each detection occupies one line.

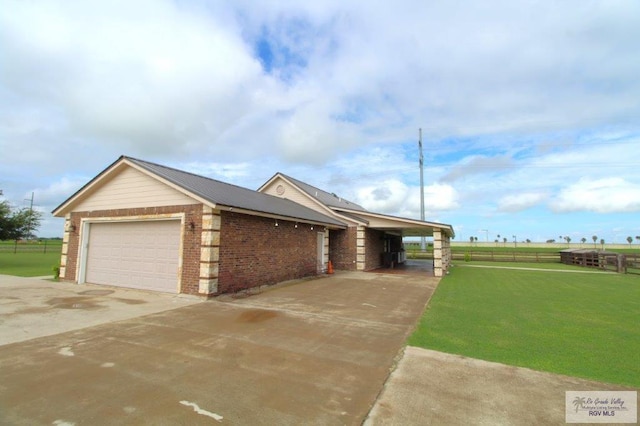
left=215, top=205, right=346, bottom=230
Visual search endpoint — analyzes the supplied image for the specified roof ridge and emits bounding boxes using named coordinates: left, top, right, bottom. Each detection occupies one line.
left=125, top=156, right=260, bottom=194
left=278, top=172, right=364, bottom=208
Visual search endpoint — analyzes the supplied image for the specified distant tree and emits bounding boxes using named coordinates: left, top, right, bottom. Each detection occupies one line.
left=636, top=236, right=640, bottom=244
left=0, top=201, right=42, bottom=240
left=503, top=237, right=507, bottom=246
left=564, top=236, right=571, bottom=244
left=600, top=238, right=605, bottom=250
left=526, top=239, right=531, bottom=244
left=581, top=237, right=586, bottom=246
left=592, top=235, right=597, bottom=249
left=627, top=236, right=633, bottom=246
left=494, top=239, right=499, bottom=246
left=546, top=239, right=555, bottom=243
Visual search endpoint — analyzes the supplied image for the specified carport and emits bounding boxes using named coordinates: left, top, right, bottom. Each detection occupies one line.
left=332, top=208, right=455, bottom=277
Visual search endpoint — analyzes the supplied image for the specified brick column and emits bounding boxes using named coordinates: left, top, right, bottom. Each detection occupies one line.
left=434, top=230, right=443, bottom=277
left=323, top=228, right=330, bottom=271
left=356, top=225, right=366, bottom=271
left=199, top=206, right=221, bottom=295
left=443, top=234, right=451, bottom=273
left=59, top=213, right=72, bottom=279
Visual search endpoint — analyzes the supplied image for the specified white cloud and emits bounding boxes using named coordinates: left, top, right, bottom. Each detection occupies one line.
left=357, top=179, right=410, bottom=214
left=498, top=192, right=547, bottom=213
left=441, top=155, right=515, bottom=183
left=424, top=183, right=460, bottom=212
left=356, top=179, right=459, bottom=221
left=31, top=177, right=89, bottom=207
left=550, top=177, right=640, bottom=213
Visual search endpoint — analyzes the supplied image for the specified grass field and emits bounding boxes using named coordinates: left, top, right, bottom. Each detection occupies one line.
left=409, top=264, right=640, bottom=388
left=0, top=251, right=62, bottom=277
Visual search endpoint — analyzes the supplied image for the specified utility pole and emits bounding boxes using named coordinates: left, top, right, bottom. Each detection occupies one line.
left=418, top=128, right=426, bottom=251
left=24, top=192, right=35, bottom=239
left=25, top=192, right=34, bottom=212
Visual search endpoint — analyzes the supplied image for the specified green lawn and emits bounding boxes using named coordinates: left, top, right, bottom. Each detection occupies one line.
left=0, top=251, right=62, bottom=277
left=409, top=264, right=640, bottom=387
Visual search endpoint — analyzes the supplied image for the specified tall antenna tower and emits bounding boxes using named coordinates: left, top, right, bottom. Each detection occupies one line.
left=419, top=128, right=426, bottom=251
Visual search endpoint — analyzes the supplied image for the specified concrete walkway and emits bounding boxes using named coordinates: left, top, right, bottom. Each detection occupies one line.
left=366, top=347, right=639, bottom=425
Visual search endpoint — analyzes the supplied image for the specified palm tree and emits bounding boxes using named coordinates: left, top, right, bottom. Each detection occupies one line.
left=573, top=396, right=586, bottom=413
left=564, top=236, right=571, bottom=245
left=503, top=237, right=507, bottom=246
left=592, top=235, right=597, bottom=249
left=636, top=236, right=640, bottom=244
left=581, top=237, right=586, bottom=246
left=600, top=238, right=605, bottom=250
left=627, top=236, right=633, bottom=246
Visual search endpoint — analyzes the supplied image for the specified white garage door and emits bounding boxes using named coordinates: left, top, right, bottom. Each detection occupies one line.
left=85, top=220, right=181, bottom=293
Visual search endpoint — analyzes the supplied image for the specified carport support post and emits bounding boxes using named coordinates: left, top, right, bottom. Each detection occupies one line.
left=433, top=230, right=443, bottom=277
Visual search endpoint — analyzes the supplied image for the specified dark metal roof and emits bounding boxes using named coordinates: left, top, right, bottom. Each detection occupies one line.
left=126, top=157, right=346, bottom=227
left=277, top=173, right=367, bottom=212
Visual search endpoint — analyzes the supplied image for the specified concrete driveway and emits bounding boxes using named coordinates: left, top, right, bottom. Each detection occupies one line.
left=0, top=272, right=439, bottom=425
left=0, top=275, right=202, bottom=345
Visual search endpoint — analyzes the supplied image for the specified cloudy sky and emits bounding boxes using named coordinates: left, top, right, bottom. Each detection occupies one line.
left=1, top=0, right=639, bottom=244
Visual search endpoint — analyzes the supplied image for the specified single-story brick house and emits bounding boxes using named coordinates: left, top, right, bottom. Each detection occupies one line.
left=53, top=156, right=454, bottom=296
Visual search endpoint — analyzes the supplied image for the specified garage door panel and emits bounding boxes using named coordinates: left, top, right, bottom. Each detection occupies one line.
left=85, top=220, right=181, bottom=293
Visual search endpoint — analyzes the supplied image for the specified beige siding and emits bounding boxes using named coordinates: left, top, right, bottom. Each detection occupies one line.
left=261, top=178, right=324, bottom=212
left=74, top=166, right=196, bottom=211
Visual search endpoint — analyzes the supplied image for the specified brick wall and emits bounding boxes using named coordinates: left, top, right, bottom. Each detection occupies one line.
left=329, top=227, right=357, bottom=270
left=63, top=205, right=202, bottom=295
left=218, top=211, right=318, bottom=293
left=364, top=228, right=386, bottom=270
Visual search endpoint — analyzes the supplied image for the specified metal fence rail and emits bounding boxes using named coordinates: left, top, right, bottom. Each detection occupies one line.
left=451, top=251, right=560, bottom=263
left=0, top=241, right=62, bottom=254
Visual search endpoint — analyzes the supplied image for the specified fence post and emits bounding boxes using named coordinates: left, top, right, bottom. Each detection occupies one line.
left=617, top=254, right=626, bottom=274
